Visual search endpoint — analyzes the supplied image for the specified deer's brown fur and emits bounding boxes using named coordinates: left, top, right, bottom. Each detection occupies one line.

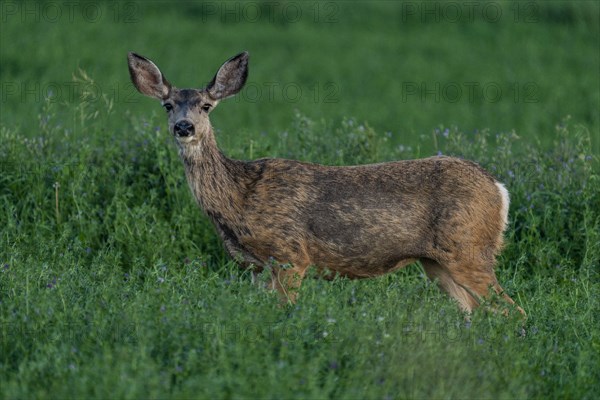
left=128, top=51, right=525, bottom=316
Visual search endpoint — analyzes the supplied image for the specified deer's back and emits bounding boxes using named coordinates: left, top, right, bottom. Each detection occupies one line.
left=235, top=156, right=503, bottom=275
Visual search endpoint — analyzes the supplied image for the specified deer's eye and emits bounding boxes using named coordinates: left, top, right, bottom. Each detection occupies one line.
left=163, top=103, right=173, bottom=112
left=201, top=104, right=211, bottom=112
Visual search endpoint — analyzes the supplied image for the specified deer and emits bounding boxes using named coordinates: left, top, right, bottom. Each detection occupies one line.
left=127, top=51, right=525, bottom=317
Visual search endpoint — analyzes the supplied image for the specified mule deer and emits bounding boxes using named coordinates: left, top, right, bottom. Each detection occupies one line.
left=128, top=51, right=525, bottom=316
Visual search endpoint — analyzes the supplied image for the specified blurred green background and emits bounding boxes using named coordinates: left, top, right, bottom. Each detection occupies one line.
left=1, top=0, right=599, bottom=154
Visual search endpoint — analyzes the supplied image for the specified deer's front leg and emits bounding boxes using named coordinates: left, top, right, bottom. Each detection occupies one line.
left=269, top=264, right=308, bottom=304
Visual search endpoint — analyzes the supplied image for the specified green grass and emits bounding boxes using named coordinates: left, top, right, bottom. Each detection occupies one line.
left=1, top=1, right=600, bottom=399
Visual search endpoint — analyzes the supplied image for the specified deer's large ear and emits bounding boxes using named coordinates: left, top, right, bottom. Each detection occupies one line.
left=128, top=52, right=171, bottom=99
left=206, top=52, right=249, bottom=100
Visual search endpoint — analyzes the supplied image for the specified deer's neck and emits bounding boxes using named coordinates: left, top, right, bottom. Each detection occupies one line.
left=178, top=131, right=247, bottom=222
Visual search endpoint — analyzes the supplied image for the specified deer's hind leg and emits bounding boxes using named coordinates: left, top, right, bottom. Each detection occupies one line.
left=451, top=244, right=525, bottom=317
left=423, top=246, right=525, bottom=317
left=421, top=259, right=479, bottom=313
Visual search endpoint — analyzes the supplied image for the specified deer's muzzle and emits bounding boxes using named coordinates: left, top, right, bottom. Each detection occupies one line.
left=174, top=120, right=195, bottom=137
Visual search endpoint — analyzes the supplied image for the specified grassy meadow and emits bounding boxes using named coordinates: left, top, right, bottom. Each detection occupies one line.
left=1, top=1, right=599, bottom=399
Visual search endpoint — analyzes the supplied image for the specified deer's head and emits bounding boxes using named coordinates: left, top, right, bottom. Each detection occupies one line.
left=128, top=51, right=249, bottom=145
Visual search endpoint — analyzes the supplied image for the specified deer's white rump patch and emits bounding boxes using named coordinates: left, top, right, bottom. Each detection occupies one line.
left=496, top=182, right=510, bottom=230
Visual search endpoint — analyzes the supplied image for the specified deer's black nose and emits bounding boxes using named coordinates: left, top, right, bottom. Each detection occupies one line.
left=174, top=120, right=195, bottom=137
